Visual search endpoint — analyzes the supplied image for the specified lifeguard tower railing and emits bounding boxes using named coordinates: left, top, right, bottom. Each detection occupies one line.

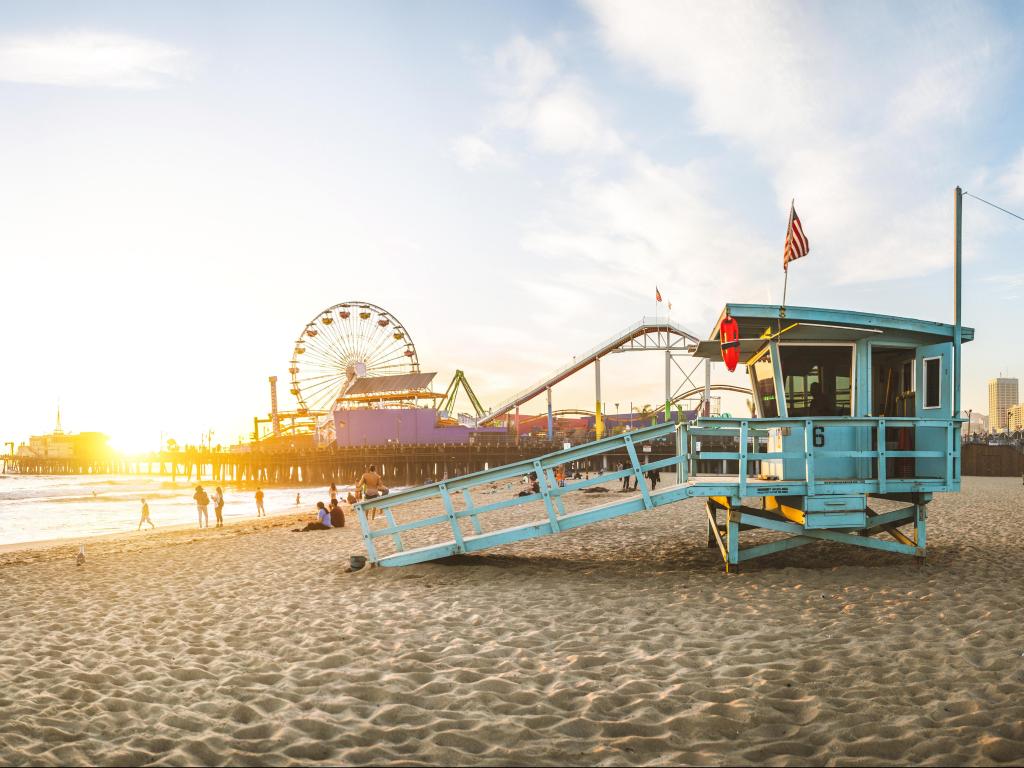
left=354, top=416, right=960, bottom=569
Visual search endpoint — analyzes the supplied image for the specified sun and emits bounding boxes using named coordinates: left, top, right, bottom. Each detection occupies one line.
left=108, top=429, right=162, bottom=455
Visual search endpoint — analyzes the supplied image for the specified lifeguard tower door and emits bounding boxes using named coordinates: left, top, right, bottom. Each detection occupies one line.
left=915, top=341, right=952, bottom=480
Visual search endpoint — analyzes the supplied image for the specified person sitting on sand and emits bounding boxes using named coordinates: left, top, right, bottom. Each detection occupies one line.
left=293, top=501, right=332, bottom=532
left=255, top=487, right=265, bottom=517
left=517, top=471, right=541, bottom=497
left=357, top=465, right=388, bottom=520
left=193, top=486, right=210, bottom=529
left=137, top=499, right=155, bottom=530
left=329, top=498, right=345, bottom=528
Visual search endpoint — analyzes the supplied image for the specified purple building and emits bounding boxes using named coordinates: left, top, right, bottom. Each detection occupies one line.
left=333, top=407, right=504, bottom=447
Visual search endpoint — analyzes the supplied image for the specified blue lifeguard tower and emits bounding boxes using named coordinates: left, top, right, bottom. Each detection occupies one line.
left=354, top=192, right=970, bottom=572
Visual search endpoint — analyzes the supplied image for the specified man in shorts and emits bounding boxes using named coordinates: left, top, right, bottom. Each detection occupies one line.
left=255, top=487, right=265, bottom=517
left=356, top=465, right=388, bottom=521
left=193, top=485, right=210, bottom=528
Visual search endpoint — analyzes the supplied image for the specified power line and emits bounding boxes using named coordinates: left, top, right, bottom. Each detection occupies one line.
left=963, top=191, right=1024, bottom=224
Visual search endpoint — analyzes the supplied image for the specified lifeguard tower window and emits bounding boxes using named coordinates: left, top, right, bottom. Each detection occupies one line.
left=923, top=356, right=941, bottom=409
left=751, top=353, right=779, bottom=418
left=778, top=345, right=853, bottom=417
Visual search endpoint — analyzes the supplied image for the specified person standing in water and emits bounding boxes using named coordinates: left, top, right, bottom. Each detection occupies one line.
left=329, top=482, right=338, bottom=504
left=137, top=499, right=155, bottom=530
left=193, top=486, right=210, bottom=528
left=212, top=487, right=225, bottom=527
left=255, top=487, right=265, bottom=517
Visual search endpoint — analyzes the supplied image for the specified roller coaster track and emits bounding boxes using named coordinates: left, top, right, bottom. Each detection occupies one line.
left=476, top=316, right=702, bottom=426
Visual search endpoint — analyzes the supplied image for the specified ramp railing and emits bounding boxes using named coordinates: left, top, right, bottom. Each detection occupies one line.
left=685, top=416, right=960, bottom=495
left=354, top=421, right=680, bottom=566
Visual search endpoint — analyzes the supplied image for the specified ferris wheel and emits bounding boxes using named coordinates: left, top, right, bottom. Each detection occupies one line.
left=289, top=301, right=420, bottom=414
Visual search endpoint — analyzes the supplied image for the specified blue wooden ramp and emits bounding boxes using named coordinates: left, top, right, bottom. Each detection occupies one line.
left=353, top=415, right=956, bottom=569
left=353, top=422, right=684, bottom=567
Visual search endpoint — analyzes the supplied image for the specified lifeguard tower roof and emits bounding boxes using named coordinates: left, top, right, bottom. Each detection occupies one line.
left=693, top=304, right=974, bottom=365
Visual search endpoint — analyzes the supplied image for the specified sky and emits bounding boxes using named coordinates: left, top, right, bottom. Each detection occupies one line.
left=1, top=0, right=1023, bottom=451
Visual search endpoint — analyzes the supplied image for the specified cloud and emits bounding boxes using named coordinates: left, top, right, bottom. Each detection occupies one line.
left=0, top=30, right=190, bottom=89
left=582, top=0, right=1007, bottom=283
left=520, top=152, right=775, bottom=326
left=490, top=35, right=622, bottom=156
left=528, top=81, right=623, bottom=154
left=494, top=35, right=558, bottom=100
left=451, top=134, right=501, bottom=170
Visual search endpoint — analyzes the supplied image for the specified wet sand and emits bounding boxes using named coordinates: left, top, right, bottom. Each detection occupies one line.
left=1, top=476, right=1023, bottom=765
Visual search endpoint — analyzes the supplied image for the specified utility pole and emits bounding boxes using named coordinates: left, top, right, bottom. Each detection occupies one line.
left=954, top=186, right=963, bottom=419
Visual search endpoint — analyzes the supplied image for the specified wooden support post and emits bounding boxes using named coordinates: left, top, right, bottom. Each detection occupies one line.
left=878, top=418, right=887, bottom=494
left=383, top=507, right=404, bottom=552
left=915, top=503, right=927, bottom=558
left=462, top=489, right=482, bottom=535
left=356, top=504, right=379, bottom=564
left=623, top=436, right=653, bottom=510
left=738, top=420, right=748, bottom=497
left=545, top=468, right=566, bottom=516
left=726, top=507, right=740, bottom=573
left=439, top=483, right=465, bottom=554
left=534, top=460, right=561, bottom=532
left=804, top=420, right=815, bottom=497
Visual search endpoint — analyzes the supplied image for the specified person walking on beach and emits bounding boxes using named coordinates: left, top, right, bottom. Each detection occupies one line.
left=329, top=482, right=338, bottom=504
left=212, top=486, right=225, bottom=527
left=647, top=463, right=661, bottom=491
left=193, top=485, right=210, bottom=528
left=255, top=487, right=265, bottom=517
left=357, top=465, right=387, bottom=521
left=137, top=499, right=155, bottom=530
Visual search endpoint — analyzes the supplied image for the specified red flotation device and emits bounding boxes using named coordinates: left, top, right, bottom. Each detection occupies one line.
left=720, top=315, right=740, bottom=372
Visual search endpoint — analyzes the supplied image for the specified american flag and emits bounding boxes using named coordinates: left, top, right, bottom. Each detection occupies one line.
left=655, top=286, right=662, bottom=302
left=784, top=202, right=809, bottom=270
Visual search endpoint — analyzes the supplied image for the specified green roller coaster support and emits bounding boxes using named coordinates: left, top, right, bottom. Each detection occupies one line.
left=441, top=370, right=485, bottom=418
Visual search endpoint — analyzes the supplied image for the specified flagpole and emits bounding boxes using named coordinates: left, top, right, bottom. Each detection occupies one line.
left=781, top=199, right=795, bottom=307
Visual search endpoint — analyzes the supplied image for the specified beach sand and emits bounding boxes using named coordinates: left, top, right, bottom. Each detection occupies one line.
left=1, top=476, right=1023, bottom=766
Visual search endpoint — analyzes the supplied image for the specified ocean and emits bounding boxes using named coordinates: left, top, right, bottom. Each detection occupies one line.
left=0, top=474, right=331, bottom=546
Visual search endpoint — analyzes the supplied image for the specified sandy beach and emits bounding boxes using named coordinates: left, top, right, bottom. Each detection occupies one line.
left=1, top=475, right=1023, bottom=766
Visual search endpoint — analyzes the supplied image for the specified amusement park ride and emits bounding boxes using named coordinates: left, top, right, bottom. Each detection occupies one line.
left=255, top=301, right=743, bottom=446
left=254, top=302, right=484, bottom=445
left=354, top=188, right=972, bottom=572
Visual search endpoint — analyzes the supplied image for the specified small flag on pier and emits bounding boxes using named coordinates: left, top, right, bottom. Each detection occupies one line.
left=656, top=287, right=663, bottom=302
left=784, top=202, right=809, bottom=270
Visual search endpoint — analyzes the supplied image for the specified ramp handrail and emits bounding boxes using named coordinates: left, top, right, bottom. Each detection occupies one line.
left=686, top=415, right=960, bottom=496
left=354, top=421, right=678, bottom=563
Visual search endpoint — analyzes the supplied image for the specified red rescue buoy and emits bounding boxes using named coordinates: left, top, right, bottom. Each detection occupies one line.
left=720, top=315, right=740, bottom=372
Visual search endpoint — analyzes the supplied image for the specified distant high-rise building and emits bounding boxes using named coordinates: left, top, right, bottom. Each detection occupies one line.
left=988, top=378, right=1019, bottom=431
left=1009, top=404, right=1024, bottom=433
